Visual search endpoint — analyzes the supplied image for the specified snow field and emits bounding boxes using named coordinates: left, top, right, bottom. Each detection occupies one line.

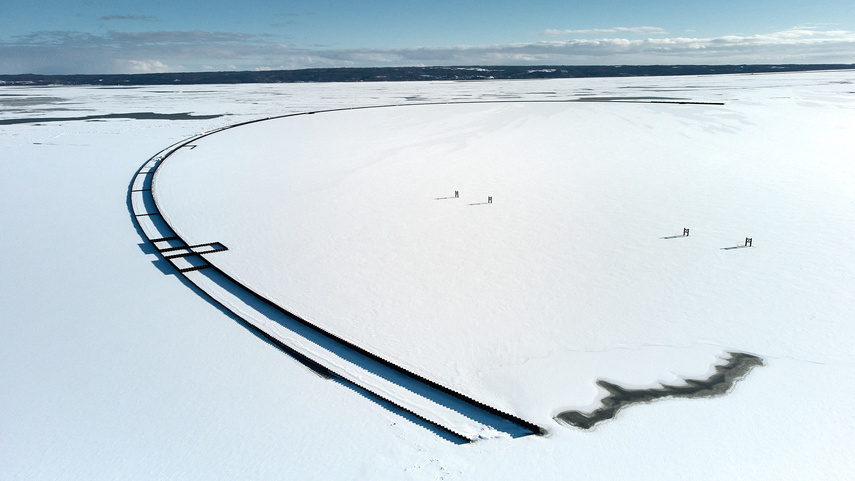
left=155, top=88, right=855, bottom=428
left=2, top=71, right=854, bottom=479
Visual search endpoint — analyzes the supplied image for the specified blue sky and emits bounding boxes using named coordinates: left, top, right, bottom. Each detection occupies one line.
left=1, top=0, right=854, bottom=74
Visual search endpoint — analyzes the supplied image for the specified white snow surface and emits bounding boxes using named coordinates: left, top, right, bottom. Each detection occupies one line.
left=2, top=71, right=855, bottom=479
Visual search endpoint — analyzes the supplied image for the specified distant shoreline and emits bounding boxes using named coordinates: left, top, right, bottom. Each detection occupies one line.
left=1, top=64, right=852, bottom=86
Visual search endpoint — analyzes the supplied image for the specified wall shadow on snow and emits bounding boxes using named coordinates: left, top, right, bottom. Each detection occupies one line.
left=127, top=105, right=552, bottom=442
left=127, top=167, right=333, bottom=378
left=191, top=266, right=536, bottom=441
left=331, top=378, right=470, bottom=444
left=128, top=178, right=538, bottom=441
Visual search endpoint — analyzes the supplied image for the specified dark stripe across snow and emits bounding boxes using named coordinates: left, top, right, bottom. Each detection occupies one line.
left=2, top=112, right=223, bottom=125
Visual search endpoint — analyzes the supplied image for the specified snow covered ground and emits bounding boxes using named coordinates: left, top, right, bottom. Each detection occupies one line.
left=2, top=71, right=854, bottom=479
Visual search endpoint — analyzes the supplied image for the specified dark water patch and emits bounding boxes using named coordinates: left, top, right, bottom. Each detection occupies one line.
left=575, top=96, right=690, bottom=102
left=555, top=352, right=763, bottom=430
left=147, top=89, right=221, bottom=93
left=619, top=86, right=722, bottom=90
left=574, top=96, right=725, bottom=105
left=0, top=112, right=224, bottom=125
left=0, top=96, right=68, bottom=107
left=22, top=107, right=85, bottom=112
left=480, top=93, right=523, bottom=96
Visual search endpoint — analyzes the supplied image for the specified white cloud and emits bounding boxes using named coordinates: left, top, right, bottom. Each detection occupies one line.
left=101, top=15, right=155, bottom=21
left=543, top=27, right=667, bottom=36
left=123, top=59, right=171, bottom=73
left=107, top=30, right=257, bottom=44
left=327, top=29, right=855, bottom=66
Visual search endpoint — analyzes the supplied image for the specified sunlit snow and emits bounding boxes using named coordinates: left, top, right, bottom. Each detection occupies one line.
left=2, top=71, right=854, bottom=479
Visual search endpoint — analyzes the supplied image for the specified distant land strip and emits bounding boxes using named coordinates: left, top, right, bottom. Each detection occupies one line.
left=555, top=352, right=763, bottom=430
left=1, top=64, right=853, bottom=86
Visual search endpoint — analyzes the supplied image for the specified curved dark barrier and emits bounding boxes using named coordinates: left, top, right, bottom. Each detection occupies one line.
left=131, top=103, right=579, bottom=440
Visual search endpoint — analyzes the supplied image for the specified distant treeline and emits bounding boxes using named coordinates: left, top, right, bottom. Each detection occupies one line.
left=1, top=64, right=852, bottom=86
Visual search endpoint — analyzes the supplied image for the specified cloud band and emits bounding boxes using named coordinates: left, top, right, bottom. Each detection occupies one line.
left=2, top=28, right=854, bottom=74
